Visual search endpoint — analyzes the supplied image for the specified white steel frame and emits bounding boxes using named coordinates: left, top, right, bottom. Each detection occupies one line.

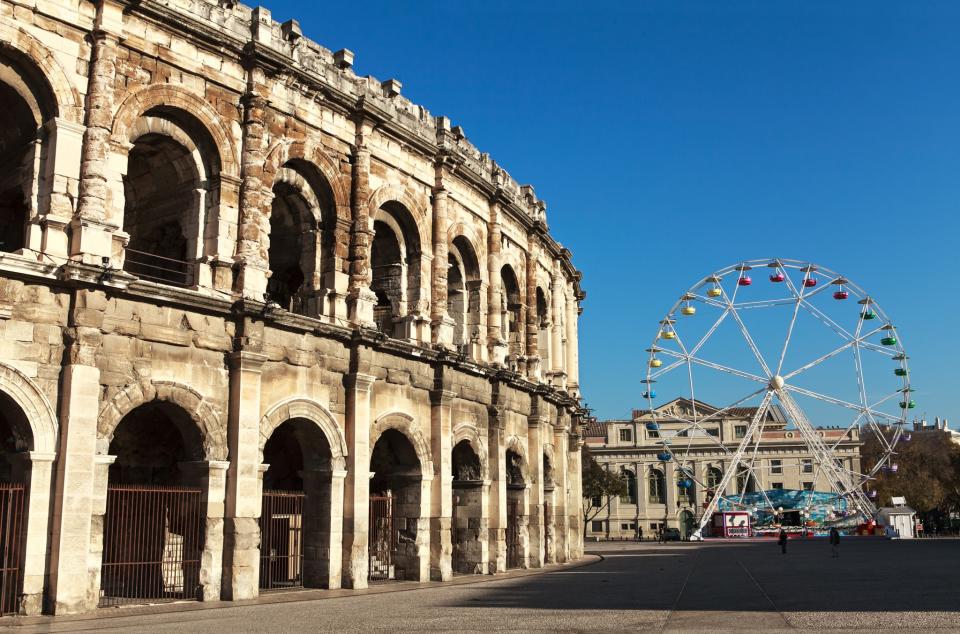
left=644, top=258, right=910, bottom=540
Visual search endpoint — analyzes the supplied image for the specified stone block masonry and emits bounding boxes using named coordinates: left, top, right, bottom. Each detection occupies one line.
left=0, top=0, right=586, bottom=616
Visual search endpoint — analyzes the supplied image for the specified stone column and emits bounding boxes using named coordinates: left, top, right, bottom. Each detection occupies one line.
left=346, top=120, right=376, bottom=326
left=342, top=372, right=374, bottom=588
left=179, top=460, right=228, bottom=601
left=71, top=3, right=124, bottom=263
left=664, top=459, right=677, bottom=530
left=566, top=286, right=581, bottom=396
left=222, top=350, right=267, bottom=600
left=486, top=200, right=507, bottom=365
left=567, top=431, right=584, bottom=559
left=551, top=424, right=569, bottom=563
left=526, top=409, right=545, bottom=567
left=9, top=452, right=54, bottom=615
left=301, top=468, right=345, bottom=589
left=429, top=388, right=455, bottom=581
left=524, top=238, right=540, bottom=381
left=326, top=216, right=353, bottom=324
left=47, top=292, right=105, bottom=614
left=549, top=265, right=566, bottom=388
left=430, top=166, right=455, bottom=347
left=235, top=92, right=271, bottom=299
left=487, top=412, right=506, bottom=573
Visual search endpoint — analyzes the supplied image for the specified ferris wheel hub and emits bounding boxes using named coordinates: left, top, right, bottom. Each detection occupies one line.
left=770, top=375, right=785, bottom=390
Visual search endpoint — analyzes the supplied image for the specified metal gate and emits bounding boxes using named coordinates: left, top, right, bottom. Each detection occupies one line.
left=260, top=490, right=304, bottom=590
left=100, top=485, right=203, bottom=607
left=506, top=500, right=522, bottom=569
left=369, top=494, right=394, bottom=581
left=0, top=484, right=25, bottom=616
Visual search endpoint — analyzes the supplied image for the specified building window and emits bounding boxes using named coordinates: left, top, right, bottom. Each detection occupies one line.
left=621, top=522, right=636, bottom=531
left=648, top=429, right=660, bottom=439
left=771, top=459, right=782, bottom=475
left=591, top=521, right=604, bottom=532
left=707, top=428, right=719, bottom=437
left=801, top=459, right=813, bottom=474
left=591, top=495, right=601, bottom=508
left=706, top=467, right=722, bottom=490
left=734, top=425, right=747, bottom=439
left=619, top=428, right=632, bottom=443
left=771, top=482, right=783, bottom=490
left=802, top=481, right=814, bottom=491
left=620, top=469, right=638, bottom=504
left=648, top=469, right=665, bottom=504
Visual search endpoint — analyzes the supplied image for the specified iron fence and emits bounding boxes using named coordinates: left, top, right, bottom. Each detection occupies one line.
left=369, top=494, right=394, bottom=581
left=99, top=484, right=203, bottom=607
left=0, top=484, right=25, bottom=616
left=259, top=490, right=304, bottom=590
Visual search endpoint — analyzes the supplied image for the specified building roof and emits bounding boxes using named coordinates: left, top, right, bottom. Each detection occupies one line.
left=632, top=397, right=788, bottom=423
left=582, top=418, right=607, bottom=439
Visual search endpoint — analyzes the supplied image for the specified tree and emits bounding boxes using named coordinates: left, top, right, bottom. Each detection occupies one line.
left=581, top=447, right=627, bottom=533
left=862, top=428, right=960, bottom=532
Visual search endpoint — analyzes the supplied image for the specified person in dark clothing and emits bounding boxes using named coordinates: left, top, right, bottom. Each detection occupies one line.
left=829, top=527, right=840, bottom=558
left=778, top=528, right=788, bottom=554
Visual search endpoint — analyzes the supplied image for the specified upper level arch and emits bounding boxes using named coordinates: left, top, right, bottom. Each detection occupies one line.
left=371, top=411, right=432, bottom=478
left=259, top=397, right=347, bottom=471
left=0, top=22, right=82, bottom=123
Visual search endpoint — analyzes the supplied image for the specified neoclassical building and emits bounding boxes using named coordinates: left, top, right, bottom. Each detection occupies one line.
left=0, top=0, right=585, bottom=615
left=584, top=398, right=861, bottom=539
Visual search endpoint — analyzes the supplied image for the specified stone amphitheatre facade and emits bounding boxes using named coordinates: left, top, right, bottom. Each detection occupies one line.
left=0, top=0, right=585, bottom=616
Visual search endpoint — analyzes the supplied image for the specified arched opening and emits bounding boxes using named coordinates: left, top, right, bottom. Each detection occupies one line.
left=500, top=265, right=522, bottom=364
left=451, top=439, right=484, bottom=574
left=122, top=108, right=220, bottom=287
left=0, top=52, right=58, bottom=255
left=0, top=391, right=32, bottom=615
left=267, top=161, right=335, bottom=315
left=101, top=401, right=207, bottom=606
left=536, top=287, right=550, bottom=374
left=648, top=468, right=665, bottom=504
left=260, top=418, right=334, bottom=590
left=677, top=468, right=695, bottom=507
left=370, top=203, right=421, bottom=338
left=448, top=237, right=482, bottom=354
left=505, top=448, right=527, bottom=569
left=369, top=429, right=423, bottom=581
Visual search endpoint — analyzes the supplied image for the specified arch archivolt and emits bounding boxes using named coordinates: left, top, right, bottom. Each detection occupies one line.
left=505, top=434, right=529, bottom=482
left=126, top=116, right=209, bottom=181
left=109, top=84, right=240, bottom=177
left=452, top=422, right=488, bottom=480
left=0, top=362, right=58, bottom=454
left=259, top=397, right=348, bottom=471
left=371, top=411, right=432, bottom=477
left=96, top=381, right=227, bottom=460
left=0, top=22, right=82, bottom=123
left=262, top=140, right=350, bottom=212
left=366, top=185, right=430, bottom=250
left=447, top=223, right=487, bottom=266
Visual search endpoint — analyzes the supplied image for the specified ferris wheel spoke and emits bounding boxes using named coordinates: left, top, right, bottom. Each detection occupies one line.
left=649, top=358, right=686, bottom=380
left=731, top=297, right=799, bottom=310
left=726, top=303, right=773, bottom=378
left=783, top=384, right=903, bottom=423
left=784, top=323, right=889, bottom=382
left=687, top=307, right=732, bottom=358
left=858, top=341, right=898, bottom=357
left=800, top=299, right=854, bottom=341
left=657, top=349, right=768, bottom=385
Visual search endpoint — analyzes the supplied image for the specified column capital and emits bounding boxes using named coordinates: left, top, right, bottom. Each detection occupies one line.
left=430, top=388, right=457, bottom=405
left=345, top=372, right=376, bottom=392
left=228, top=350, right=268, bottom=372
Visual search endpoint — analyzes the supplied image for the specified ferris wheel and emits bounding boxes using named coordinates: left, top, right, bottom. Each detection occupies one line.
left=643, top=258, right=912, bottom=540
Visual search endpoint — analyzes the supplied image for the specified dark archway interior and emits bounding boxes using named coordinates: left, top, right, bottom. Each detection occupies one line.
left=501, top=266, right=522, bottom=358
left=0, top=392, right=32, bottom=482
left=0, top=56, right=48, bottom=254
left=543, top=453, right=554, bottom=489
left=267, top=182, right=311, bottom=311
left=536, top=287, right=549, bottom=368
left=370, top=429, right=422, bottom=580
left=505, top=448, right=525, bottom=487
left=108, top=401, right=204, bottom=486
left=371, top=220, right=403, bottom=335
left=123, top=133, right=195, bottom=285
left=261, top=419, right=333, bottom=589
left=452, top=440, right=482, bottom=482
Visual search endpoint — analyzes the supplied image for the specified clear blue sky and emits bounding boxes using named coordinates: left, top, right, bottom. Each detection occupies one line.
left=266, top=0, right=959, bottom=423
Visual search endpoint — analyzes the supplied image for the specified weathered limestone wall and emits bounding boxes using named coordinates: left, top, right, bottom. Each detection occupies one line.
left=0, top=0, right=587, bottom=616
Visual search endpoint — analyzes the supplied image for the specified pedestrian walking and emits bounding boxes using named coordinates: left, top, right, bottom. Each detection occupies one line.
left=829, top=527, right=840, bottom=558
left=778, top=528, right=788, bottom=554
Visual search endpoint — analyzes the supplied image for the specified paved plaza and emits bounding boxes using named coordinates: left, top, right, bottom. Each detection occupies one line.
left=5, top=538, right=960, bottom=632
